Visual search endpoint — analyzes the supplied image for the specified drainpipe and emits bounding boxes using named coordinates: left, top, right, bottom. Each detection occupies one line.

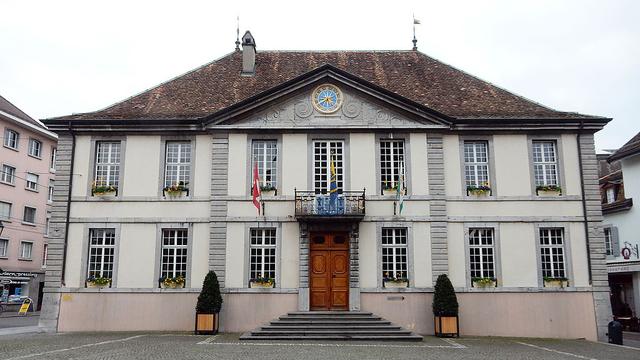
left=577, top=123, right=593, bottom=284
left=60, top=123, right=76, bottom=286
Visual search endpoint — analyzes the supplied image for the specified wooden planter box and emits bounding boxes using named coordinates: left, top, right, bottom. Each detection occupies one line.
left=468, top=190, right=491, bottom=197
left=250, top=281, right=274, bottom=288
left=383, top=280, right=409, bottom=288
left=261, top=189, right=277, bottom=197
left=160, top=282, right=185, bottom=289
left=537, top=189, right=561, bottom=197
left=86, top=281, right=110, bottom=289
left=93, top=191, right=117, bottom=197
left=544, top=279, right=569, bottom=288
left=472, top=279, right=496, bottom=288
left=195, top=313, right=219, bottom=335
left=382, top=189, right=397, bottom=196
left=434, top=315, right=459, bottom=337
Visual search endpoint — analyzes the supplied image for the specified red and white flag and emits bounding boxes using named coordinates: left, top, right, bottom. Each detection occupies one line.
left=252, top=161, right=261, bottom=215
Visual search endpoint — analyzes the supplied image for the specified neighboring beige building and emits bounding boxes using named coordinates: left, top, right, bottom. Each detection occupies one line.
left=1, top=95, right=57, bottom=310
left=39, top=33, right=612, bottom=340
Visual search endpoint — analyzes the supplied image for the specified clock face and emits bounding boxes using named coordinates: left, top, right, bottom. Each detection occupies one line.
left=312, top=84, right=343, bottom=114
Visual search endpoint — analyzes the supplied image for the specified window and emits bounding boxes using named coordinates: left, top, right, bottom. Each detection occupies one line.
left=468, top=228, right=495, bottom=279
left=251, top=140, right=278, bottom=190
left=50, top=147, right=57, bottom=171
left=164, top=141, right=191, bottom=188
left=94, top=141, right=121, bottom=188
left=539, top=228, right=566, bottom=278
left=23, top=206, right=36, bottom=224
left=532, top=141, right=559, bottom=186
left=42, top=244, right=48, bottom=267
left=381, top=228, right=408, bottom=280
left=25, top=173, right=38, bottom=191
left=20, top=242, right=33, bottom=259
left=0, top=201, right=10, bottom=220
left=1, top=164, right=16, bottom=184
left=161, top=229, right=188, bottom=279
left=28, top=139, right=42, bottom=158
left=249, top=228, right=277, bottom=281
left=464, top=141, right=490, bottom=187
left=0, top=239, right=7, bottom=257
left=380, top=139, right=405, bottom=192
left=88, top=229, right=116, bottom=279
left=45, top=218, right=50, bottom=236
left=604, top=227, right=612, bottom=256
left=606, top=187, right=616, bottom=204
left=48, top=180, right=54, bottom=202
left=313, top=140, right=344, bottom=193
left=3, top=129, right=19, bottom=149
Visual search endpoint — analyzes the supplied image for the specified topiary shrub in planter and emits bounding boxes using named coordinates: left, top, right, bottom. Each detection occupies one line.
left=433, top=274, right=459, bottom=337
left=195, top=271, right=223, bottom=335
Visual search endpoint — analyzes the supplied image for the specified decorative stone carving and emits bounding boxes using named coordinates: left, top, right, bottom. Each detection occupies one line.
left=294, top=100, right=313, bottom=118
left=341, top=99, right=361, bottom=118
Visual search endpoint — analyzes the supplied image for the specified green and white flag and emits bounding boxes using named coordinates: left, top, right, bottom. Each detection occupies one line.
left=396, top=161, right=405, bottom=215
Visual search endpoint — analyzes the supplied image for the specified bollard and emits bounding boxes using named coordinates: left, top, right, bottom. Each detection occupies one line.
left=607, top=320, right=623, bottom=345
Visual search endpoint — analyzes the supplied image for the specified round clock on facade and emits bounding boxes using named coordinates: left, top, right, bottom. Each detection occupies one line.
left=312, top=84, right=343, bottom=114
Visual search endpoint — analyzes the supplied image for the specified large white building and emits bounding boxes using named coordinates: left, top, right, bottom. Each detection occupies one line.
left=39, top=33, right=612, bottom=340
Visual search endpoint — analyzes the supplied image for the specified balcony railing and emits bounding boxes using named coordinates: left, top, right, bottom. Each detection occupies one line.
left=294, top=189, right=366, bottom=219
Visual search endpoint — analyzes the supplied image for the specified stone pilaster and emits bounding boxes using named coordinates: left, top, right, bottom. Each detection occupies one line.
left=209, top=135, right=229, bottom=287
left=427, top=133, right=448, bottom=284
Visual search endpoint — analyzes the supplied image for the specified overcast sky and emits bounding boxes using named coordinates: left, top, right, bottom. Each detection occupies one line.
left=1, top=0, right=638, bottom=151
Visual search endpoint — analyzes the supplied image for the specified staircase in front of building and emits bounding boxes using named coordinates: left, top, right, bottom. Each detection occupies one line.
left=240, top=311, right=423, bottom=341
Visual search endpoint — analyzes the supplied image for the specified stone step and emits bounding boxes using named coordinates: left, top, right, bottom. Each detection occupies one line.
left=271, top=320, right=393, bottom=326
left=286, top=311, right=373, bottom=316
left=239, top=334, right=423, bottom=341
left=251, top=329, right=413, bottom=335
left=261, top=325, right=403, bottom=331
left=279, top=315, right=383, bottom=321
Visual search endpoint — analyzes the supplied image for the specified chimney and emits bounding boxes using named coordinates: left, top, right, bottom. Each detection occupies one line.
left=241, top=31, right=256, bottom=75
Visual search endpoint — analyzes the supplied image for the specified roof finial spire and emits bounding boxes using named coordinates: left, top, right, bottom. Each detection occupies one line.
left=235, top=16, right=241, bottom=51
left=412, top=14, right=420, bottom=51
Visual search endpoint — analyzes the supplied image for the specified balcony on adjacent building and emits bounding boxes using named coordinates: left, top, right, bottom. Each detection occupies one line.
left=294, top=189, right=365, bottom=221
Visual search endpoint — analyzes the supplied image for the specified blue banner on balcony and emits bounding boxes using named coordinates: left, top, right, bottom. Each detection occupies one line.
left=316, top=195, right=345, bottom=215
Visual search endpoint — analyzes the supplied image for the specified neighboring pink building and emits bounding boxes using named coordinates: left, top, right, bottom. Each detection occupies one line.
left=0, top=95, right=57, bottom=310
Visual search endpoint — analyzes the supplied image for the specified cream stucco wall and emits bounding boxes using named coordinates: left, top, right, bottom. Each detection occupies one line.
left=494, top=135, right=531, bottom=196
left=448, top=201, right=583, bottom=218
left=281, top=134, right=307, bottom=195
left=122, top=136, right=161, bottom=197
left=193, top=135, right=213, bottom=197
left=443, top=134, right=462, bottom=197
left=64, top=223, right=85, bottom=288
left=409, top=133, right=429, bottom=196
left=447, top=223, right=466, bottom=287
left=225, top=223, right=245, bottom=288
left=191, top=223, right=210, bottom=287
left=412, top=222, right=431, bottom=287
left=359, top=222, right=377, bottom=288
left=228, top=133, right=247, bottom=196
left=71, top=136, right=92, bottom=197
left=281, top=222, right=300, bottom=288
left=117, top=224, right=156, bottom=288
left=561, top=134, right=582, bottom=196
left=500, top=223, right=538, bottom=287
left=349, top=133, right=376, bottom=192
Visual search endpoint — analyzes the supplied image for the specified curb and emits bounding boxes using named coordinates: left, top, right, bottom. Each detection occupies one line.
left=0, top=326, right=44, bottom=336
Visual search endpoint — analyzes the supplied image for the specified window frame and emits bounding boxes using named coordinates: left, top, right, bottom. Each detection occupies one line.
left=1, top=164, right=16, bottom=185
left=0, top=201, right=11, bottom=221
left=163, top=141, right=192, bottom=188
left=248, top=228, right=278, bottom=285
left=250, top=139, right=279, bottom=191
left=50, top=147, right=57, bottom=172
left=88, top=137, right=126, bottom=198
left=85, top=228, right=118, bottom=283
left=154, top=223, right=193, bottom=288
left=464, top=225, right=502, bottom=288
left=3, top=128, right=19, bottom=150
left=19, top=241, right=33, bottom=260
left=375, top=134, right=411, bottom=196
left=458, top=136, right=497, bottom=197
left=159, top=228, right=189, bottom=281
left=243, top=222, right=282, bottom=289
left=0, top=238, right=8, bottom=258
left=25, top=172, right=39, bottom=192
left=376, top=223, right=414, bottom=288
left=307, top=134, right=350, bottom=193
left=42, top=243, right=48, bottom=268
left=28, top=138, right=42, bottom=159
left=81, top=225, right=121, bottom=287
left=527, top=136, right=566, bottom=195
left=534, top=224, right=573, bottom=286
left=246, top=135, right=282, bottom=196
left=158, top=137, right=195, bottom=198
left=22, top=206, right=36, bottom=225
left=48, top=180, right=54, bottom=202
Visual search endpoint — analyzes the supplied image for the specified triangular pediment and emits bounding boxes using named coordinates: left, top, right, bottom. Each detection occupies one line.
left=205, top=65, right=451, bottom=129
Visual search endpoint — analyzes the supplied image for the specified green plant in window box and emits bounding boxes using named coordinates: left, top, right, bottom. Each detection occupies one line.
left=536, top=185, right=562, bottom=196
left=382, top=182, right=401, bottom=196
left=383, top=272, right=409, bottom=288
left=543, top=276, right=569, bottom=288
left=164, top=181, right=189, bottom=197
left=91, top=180, right=117, bottom=196
left=249, top=276, right=274, bottom=288
left=471, top=277, right=497, bottom=288
left=259, top=184, right=277, bottom=196
left=467, top=182, right=491, bottom=196
left=86, top=275, right=111, bottom=289
left=160, top=276, right=185, bottom=289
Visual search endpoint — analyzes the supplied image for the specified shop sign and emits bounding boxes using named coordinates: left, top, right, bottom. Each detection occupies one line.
left=608, top=263, right=640, bottom=273
left=0, top=272, right=39, bottom=278
left=18, top=298, right=32, bottom=315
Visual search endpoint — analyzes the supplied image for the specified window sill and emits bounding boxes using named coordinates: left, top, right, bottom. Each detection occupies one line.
left=0, top=181, right=16, bottom=187
left=2, top=145, right=19, bottom=152
left=49, top=168, right=56, bottom=174
left=18, top=258, right=33, bottom=262
left=27, top=154, right=42, bottom=160
left=21, top=221, right=37, bottom=227
left=24, top=187, right=39, bottom=193
left=0, top=256, right=8, bottom=260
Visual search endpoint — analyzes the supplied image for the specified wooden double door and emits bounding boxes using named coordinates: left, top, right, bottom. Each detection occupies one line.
left=309, top=232, right=350, bottom=310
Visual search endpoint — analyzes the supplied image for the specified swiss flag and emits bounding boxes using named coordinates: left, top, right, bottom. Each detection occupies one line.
left=252, top=161, right=261, bottom=215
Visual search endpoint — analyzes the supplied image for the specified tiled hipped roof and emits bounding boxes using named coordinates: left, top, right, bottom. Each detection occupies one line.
left=0, top=94, right=49, bottom=130
left=608, top=132, right=640, bottom=162
left=50, top=51, right=603, bottom=122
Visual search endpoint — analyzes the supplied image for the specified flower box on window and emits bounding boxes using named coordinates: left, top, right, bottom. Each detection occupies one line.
left=163, top=181, right=189, bottom=197
left=536, top=185, right=562, bottom=196
left=260, top=185, right=277, bottom=197
left=160, top=276, right=185, bottom=289
left=544, top=277, right=569, bottom=288
left=383, top=273, right=408, bottom=288
left=466, top=184, right=492, bottom=197
left=249, top=277, right=274, bottom=288
left=91, top=183, right=117, bottom=197
left=471, top=277, right=496, bottom=288
left=382, top=183, right=404, bottom=197
left=86, top=276, right=111, bottom=289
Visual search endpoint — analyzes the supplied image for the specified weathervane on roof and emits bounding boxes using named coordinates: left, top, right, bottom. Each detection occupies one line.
left=412, top=14, right=420, bottom=51
left=235, top=16, right=241, bottom=51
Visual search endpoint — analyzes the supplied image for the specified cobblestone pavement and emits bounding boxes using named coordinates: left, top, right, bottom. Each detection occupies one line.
left=0, top=332, right=639, bottom=359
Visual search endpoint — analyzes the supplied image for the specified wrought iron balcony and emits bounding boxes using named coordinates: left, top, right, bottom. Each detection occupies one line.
left=294, top=189, right=366, bottom=220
